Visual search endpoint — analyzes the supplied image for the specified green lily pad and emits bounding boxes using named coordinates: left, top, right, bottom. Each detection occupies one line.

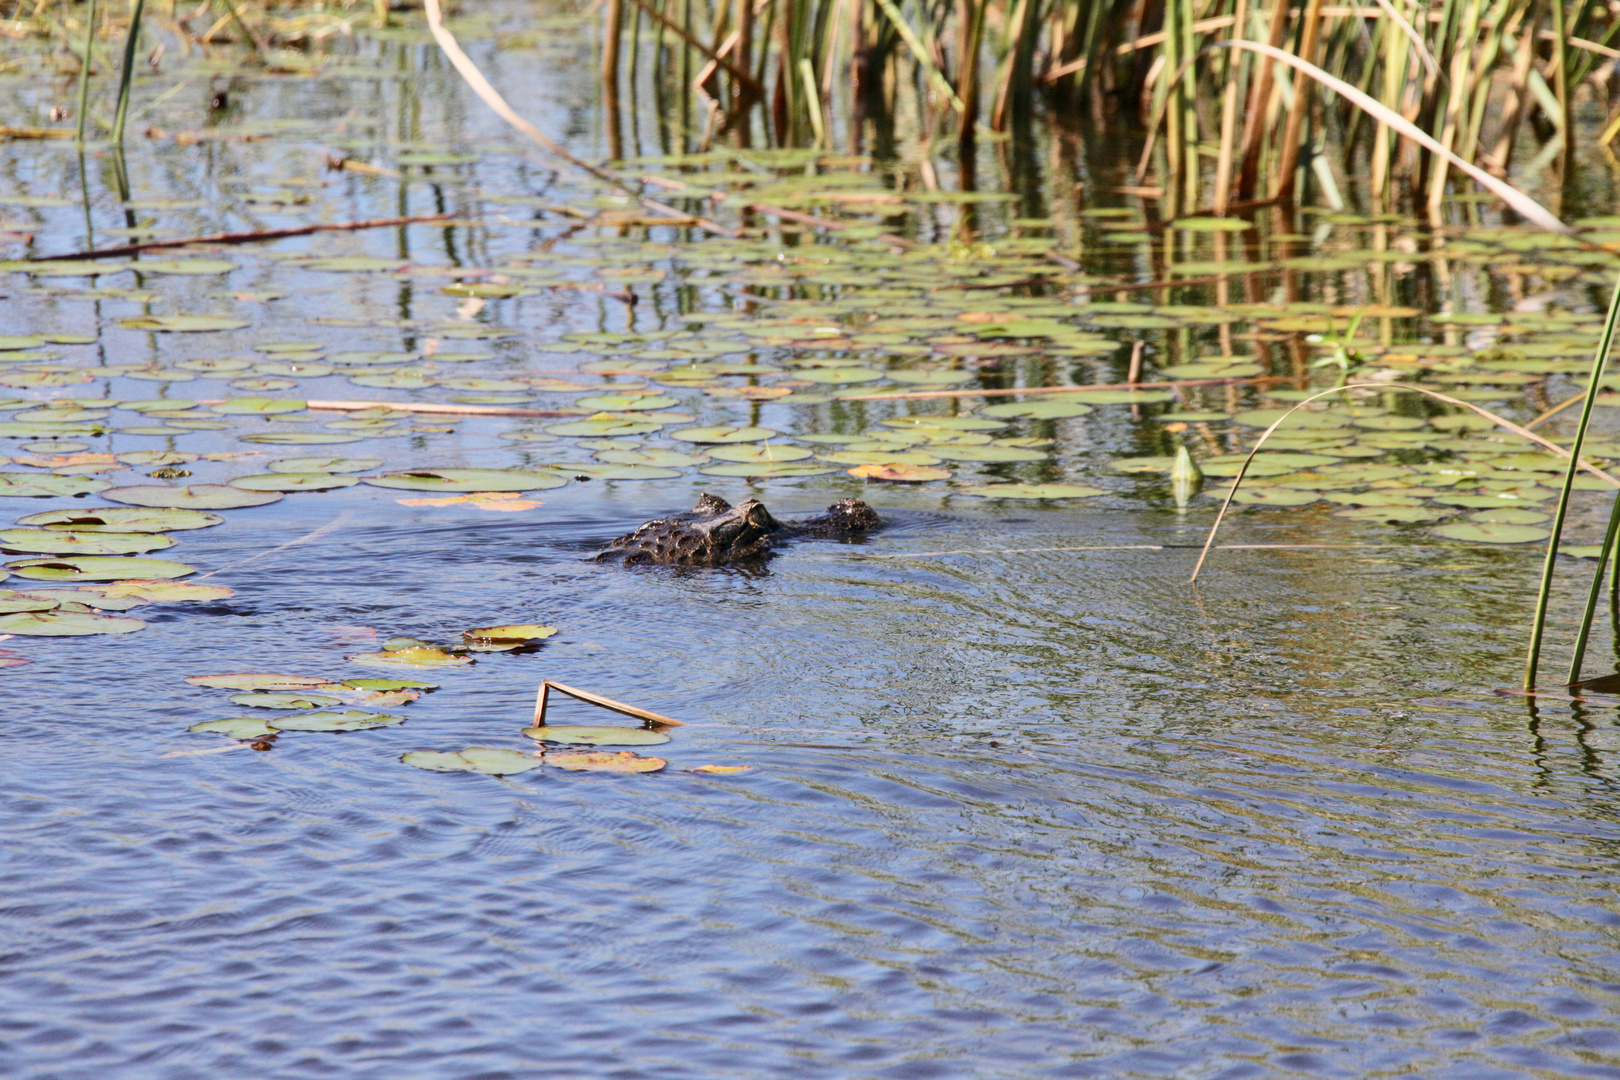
left=1431, top=523, right=1550, bottom=544
left=1229, top=488, right=1320, bottom=506
left=0, top=609, right=144, bottom=634
left=1334, top=506, right=1452, bottom=522
left=350, top=375, right=436, bottom=390
left=698, top=462, right=839, bottom=478
left=119, top=316, right=250, bottom=332
left=565, top=464, right=684, bottom=481
left=402, top=747, right=544, bottom=774
left=574, top=393, right=682, bottom=411
left=0, top=474, right=111, bottom=498
left=186, top=672, right=334, bottom=690
left=0, top=589, right=59, bottom=613
left=880, top=416, right=1006, bottom=432
left=239, top=432, right=367, bottom=445
left=16, top=507, right=223, bottom=532
left=343, top=677, right=439, bottom=690
left=228, top=692, right=344, bottom=709
left=1468, top=507, right=1550, bottom=524
left=521, top=726, right=671, bottom=746
left=979, top=400, right=1094, bottom=419
left=818, top=450, right=942, bottom=466
left=189, top=718, right=280, bottom=740
left=210, top=398, right=306, bottom=415
left=272, top=710, right=404, bottom=732
left=0, top=529, right=175, bottom=555
left=229, top=473, right=358, bottom=492
left=5, top=555, right=196, bottom=581
left=593, top=448, right=707, bottom=467
left=0, top=336, right=46, bottom=351
left=955, top=483, right=1106, bottom=499
left=102, top=485, right=284, bottom=510
left=926, top=445, right=1049, bottom=463
left=704, top=445, right=814, bottom=463
left=268, top=457, right=383, bottom=474
left=545, top=417, right=665, bottom=437
left=796, top=368, right=885, bottom=384
left=887, top=370, right=975, bottom=385
left=0, top=259, right=127, bottom=276
left=670, top=426, right=778, bottom=444
left=1171, top=216, right=1253, bottom=232
left=364, top=469, right=569, bottom=492
left=304, top=257, right=409, bottom=273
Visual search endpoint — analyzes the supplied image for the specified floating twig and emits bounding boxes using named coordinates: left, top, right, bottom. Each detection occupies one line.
left=534, top=679, right=685, bottom=727
left=34, top=213, right=456, bottom=261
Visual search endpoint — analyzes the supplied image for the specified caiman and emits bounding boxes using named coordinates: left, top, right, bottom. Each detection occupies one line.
left=595, top=493, right=880, bottom=566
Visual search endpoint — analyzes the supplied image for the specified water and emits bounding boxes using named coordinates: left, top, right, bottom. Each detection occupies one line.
left=2, top=8, right=1620, bottom=1077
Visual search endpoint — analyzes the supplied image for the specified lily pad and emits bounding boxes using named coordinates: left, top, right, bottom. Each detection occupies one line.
left=186, top=672, right=335, bottom=690
left=272, top=710, right=404, bottom=732
left=239, top=432, right=367, bottom=445
left=402, top=748, right=544, bottom=775
left=1431, top=523, right=1550, bottom=544
left=574, top=393, right=682, bottom=411
left=17, top=507, right=223, bottom=532
left=267, top=457, right=383, bottom=474
left=705, top=445, right=814, bottom=463
left=670, top=426, right=778, bottom=444
left=594, top=448, right=707, bottom=467
left=0, top=589, right=59, bottom=613
left=349, top=646, right=474, bottom=668
left=343, top=677, right=438, bottom=690
left=102, top=485, right=284, bottom=510
left=522, top=726, right=670, bottom=746
left=463, top=623, right=559, bottom=651
left=979, top=400, right=1094, bottom=419
left=848, top=464, right=952, bottom=482
left=228, top=692, right=344, bottom=709
left=209, top=398, right=306, bottom=415
left=135, top=259, right=238, bottom=275
left=0, top=529, right=175, bottom=555
left=365, top=469, right=569, bottom=493
left=5, top=556, right=196, bottom=581
left=546, top=417, right=665, bottom=437
left=90, top=580, right=232, bottom=603
left=927, top=445, right=1049, bottom=463
left=0, top=610, right=144, bottom=635
left=955, top=483, right=1106, bottom=499
left=1230, top=488, right=1320, bottom=506
left=119, top=316, right=250, bottom=332
left=0, top=474, right=111, bottom=498
left=698, top=462, right=839, bottom=478
left=229, top=473, right=358, bottom=492
left=188, top=718, right=280, bottom=740
left=540, top=750, right=666, bottom=773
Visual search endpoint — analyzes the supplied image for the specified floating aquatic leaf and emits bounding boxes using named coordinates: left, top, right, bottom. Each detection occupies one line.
left=818, top=450, right=942, bottom=466
left=102, top=484, right=284, bottom=509
left=0, top=473, right=111, bottom=498
left=887, top=369, right=974, bottom=385
left=1231, top=488, right=1320, bottom=506
left=304, top=256, right=409, bottom=273
left=0, top=589, right=59, bottom=613
left=594, top=448, right=707, bottom=467
left=0, top=610, right=144, bottom=634
left=880, top=416, right=1006, bottom=432
left=541, top=750, right=666, bottom=773
left=705, top=445, right=813, bottom=463
left=239, top=432, right=367, bottom=445
left=796, top=367, right=885, bottom=384
left=365, top=469, right=569, bottom=493
left=0, top=259, right=126, bottom=276
left=956, top=483, right=1106, bottom=499
left=522, top=726, right=670, bottom=746
left=1431, top=523, right=1551, bottom=544
left=402, top=747, right=544, bottom=774
left=0, top=336, right=46, bottom=351
left=1171, top=216, right=1253, bottom=232
left=546, top=417, right=665, bottom=437
left=92, top=580, right=232, bottom=603
left=927, top=445, right=1049, bottom=463
left=209, top=398, right=306, bottom=415
left=343, top=677, right=438, bottom=690
left=186, top=672, right=334, bottom=690
left=229, top=472, right=358, bottom=492
left=979, top=400, right=1094, bottom=419
left=119, top=315, right=250, bottom=332
left=688, top=764, right=753, bottom=774
left=17, top=507, right=223, bottom=532
left=394, top=492, right=544, bottom=511
left=848, top=464, right=952, bottom=482
left=229, top=691, right=343, bottom=709
left=1335, top=506, right=1452, bottom=522
left=0, top=529, right=175, bottom=555
left=698, top=462, right=839, bottom=478
left=565, top=464, right=684, bottom=481
left=273, top=710, right=404, bottom=732
left=575, top=393, right=682, bottom=411
left=1469, top=508, right=1550, bottom=525
left=135, top=259, right=238, bottom=275
left=5, top=556, right=196, bottom=581
left=463, top=623, right=559, bottom=651
left=189, top=718, right=280, bottom=740
left=670, top=426, right=779, bottom=444
left=267, top=457, right=382, bottom=474
left=348, top=646, right=474, bottom=668
left=1561, top=545, right=1609, bottom=559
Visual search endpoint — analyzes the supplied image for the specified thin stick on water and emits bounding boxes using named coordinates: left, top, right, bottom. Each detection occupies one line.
left=1188, top=383, right=1620, bottom=585
left=533, top=679, right=686, bottom=727
left=194, top=511, right=353, bottom=581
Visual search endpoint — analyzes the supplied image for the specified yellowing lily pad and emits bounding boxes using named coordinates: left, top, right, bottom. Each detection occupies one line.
left=848, top=464, right=952, bottom=482
left=0, top=529, right=175, bottom=555
left=348, top=646, right=474, bottom=668
left=541, top=750, right=666, bottom=773
left=228, top=692, right=343, bottom=709
left=119, top=315, right=250, bottom=332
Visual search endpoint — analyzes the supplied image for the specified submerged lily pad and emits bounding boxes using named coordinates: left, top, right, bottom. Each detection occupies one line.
left=0, top=610, right=144, bottom=634
left=102, top=485, right=284, bottom=509
left=522, top=726, right=670, bottom=746
left=5, top=556, right=196, bottom=581
left=17, top=507, right=223, bottom=532
left=402, top=747, right=544, bottom=775
left=272, top=710, right=404, bottom=732
left=365, top=469, right=568, bottom=492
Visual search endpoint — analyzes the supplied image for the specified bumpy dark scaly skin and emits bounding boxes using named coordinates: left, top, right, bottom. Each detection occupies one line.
left=596, top=494, right=880, bottom=566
